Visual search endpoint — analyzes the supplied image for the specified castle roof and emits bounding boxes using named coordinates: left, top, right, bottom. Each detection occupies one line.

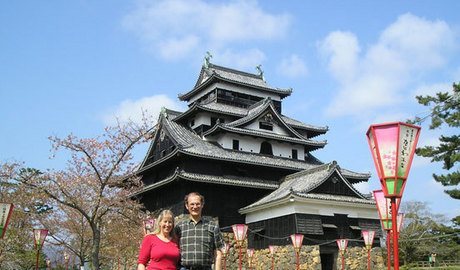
left=203, top=99, right=327, bottom=150
left=173, top=98, right=328, bottom=137
left=240, top=161, right=373, bottom=212
left=132, top=169, right=279, bottom=197
left=138, top=111, right=369, bottom=189
left=143, top=113, right=322, bottom=171
left=178, top=63, right=292, bottom=101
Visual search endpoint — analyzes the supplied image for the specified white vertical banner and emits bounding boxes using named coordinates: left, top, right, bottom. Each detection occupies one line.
left=0, top=203, right=14, bottom=239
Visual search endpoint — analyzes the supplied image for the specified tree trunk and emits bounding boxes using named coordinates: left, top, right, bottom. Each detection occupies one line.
left=91, top=224, right=101, bottom=270
left=79, top=256, right=85, bottom=270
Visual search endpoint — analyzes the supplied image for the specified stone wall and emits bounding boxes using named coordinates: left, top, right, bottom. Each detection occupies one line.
left=336, top=247, right=386, bottom=270
left=221, top=233, right=386, bottom=270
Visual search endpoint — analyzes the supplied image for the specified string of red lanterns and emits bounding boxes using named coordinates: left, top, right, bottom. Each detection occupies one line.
left=367, top=121, right=421, bottom=270
left=362, top=230, right=376, bottom=270
left=336, top=239, right=348, bottom=270
left=232, top=224, right=248, bottom=270
left=291, top=233, right=304, bottom=270
left=33, top=228, right=49, bottom=270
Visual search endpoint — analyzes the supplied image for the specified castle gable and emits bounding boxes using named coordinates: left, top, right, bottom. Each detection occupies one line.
left=226, top=98, right=305, bottom=139
left=138, top=114, right=180, bottom=170
left=240, top=161, right=370, bottom=212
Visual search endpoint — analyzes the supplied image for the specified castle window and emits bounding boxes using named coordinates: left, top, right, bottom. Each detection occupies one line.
left=260, top=141, right=273, bottom=155
left=292, top=149, right=298, bottom=159
left=259, top=122, right=273, bottom=131
left=232, top=140, right=239, bottom=150
left=189, top=119, right=195, bottom=127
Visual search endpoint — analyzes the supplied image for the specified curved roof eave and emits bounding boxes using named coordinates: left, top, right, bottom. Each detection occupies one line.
left=240, top=162, right=369, bottom=210
left=239, top=193, right=293, bottom=214
left=130, top=169, right=180, bottom=197
left=340, top=168, right=371, bottom=179
left=178, top=74, right=292, bottom=101
left=281, top=115, right=329, bottom=134
left=179, top=171, right=279, bottom=190
left=170, top=103, right=199, bottom=123
left=173, top=103, right=245, bottom=123
left=283, top=162, right=368, bottom=199
left=177, top=148, right=312, bottom=171
left=136, top=148, right=180, bottom=174
left=131, top=170, right=279, bottom=198
left=239, top=192, right=375, bottom=214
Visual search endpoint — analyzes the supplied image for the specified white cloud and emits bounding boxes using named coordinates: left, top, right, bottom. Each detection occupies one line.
left=101, top=95, right=184, bottom=126
left=277, top=54, right=309, bottom=78
left=354, top=181, right=370, bottom=195
left=412, top=82, right=452, bottom=97
left=370, top=112, right=412, bottom=126
left=207, top=0, right=290, bottom=42
left=123, top=0, right=291, bottom=60
left=379, top=13, right=455, bottom=69
left=318, top=31, right=360, bottom=83
left=344, top=111, right=412, bottom=134
left=325, top=75, right=404, bottom=117
left=158, top=35, right=200, bottom=60
left=319, top=13, right=456, bottom=118
left=216, top=49, right=266, bottom=71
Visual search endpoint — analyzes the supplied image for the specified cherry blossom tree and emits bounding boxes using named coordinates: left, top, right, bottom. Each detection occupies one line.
left=14, top=118, right=154, bottom=269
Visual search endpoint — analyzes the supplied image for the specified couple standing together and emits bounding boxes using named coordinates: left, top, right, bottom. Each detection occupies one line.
left=137, top=192, right=224, bottom=270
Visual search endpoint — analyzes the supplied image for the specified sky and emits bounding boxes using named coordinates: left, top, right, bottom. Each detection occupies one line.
left=1, top=0, right=459, bottom=220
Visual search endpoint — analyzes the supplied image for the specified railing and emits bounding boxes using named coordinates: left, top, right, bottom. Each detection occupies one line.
left=412, top=261, right=431, bottom=267
left=411, top=260, right=460, bottom=268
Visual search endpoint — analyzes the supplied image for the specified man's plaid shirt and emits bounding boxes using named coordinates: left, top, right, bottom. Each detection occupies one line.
left=175, top=216, right=224, bottom=267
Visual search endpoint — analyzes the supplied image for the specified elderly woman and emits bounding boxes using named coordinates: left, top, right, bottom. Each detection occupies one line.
left=137, top=210, right=180, bottom=270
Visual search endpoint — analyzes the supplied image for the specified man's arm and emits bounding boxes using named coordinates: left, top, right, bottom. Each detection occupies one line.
left=214, top=249, right=222, bottom=270
left=212, top=220, right=224, bottom=270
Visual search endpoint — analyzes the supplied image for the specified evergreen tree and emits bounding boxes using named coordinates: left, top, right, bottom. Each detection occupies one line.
left=410, top=82, right=460, bottom=200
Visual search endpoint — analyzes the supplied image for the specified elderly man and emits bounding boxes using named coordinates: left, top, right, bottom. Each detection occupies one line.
left=175, top=192, right=224, bottom=270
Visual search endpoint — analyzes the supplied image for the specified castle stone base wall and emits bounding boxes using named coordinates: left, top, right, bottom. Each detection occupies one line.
left=221, top=233, right=385, bottom=270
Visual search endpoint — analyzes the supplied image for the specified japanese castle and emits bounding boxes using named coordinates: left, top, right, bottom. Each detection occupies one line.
left=134, top=55, right=381, bottom=266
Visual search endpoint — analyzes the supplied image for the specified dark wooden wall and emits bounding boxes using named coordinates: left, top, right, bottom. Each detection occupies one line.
left=247, top=213, right=381, bottom=250
left=139, top=179, right=271, bottom=228
left=141, top=154, right=296, bottom=187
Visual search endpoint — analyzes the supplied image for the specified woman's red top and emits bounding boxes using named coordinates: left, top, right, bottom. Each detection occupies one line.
left=138, top=234, right=180, bottom=270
